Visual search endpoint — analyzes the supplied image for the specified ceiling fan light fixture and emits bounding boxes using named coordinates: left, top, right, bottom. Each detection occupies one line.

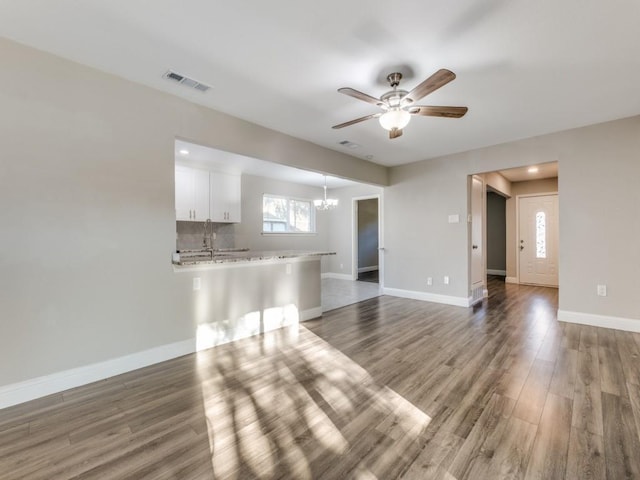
left=379, top=108, right=410, bottom=131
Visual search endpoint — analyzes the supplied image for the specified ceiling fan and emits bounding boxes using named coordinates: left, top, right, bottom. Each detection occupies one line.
left=332, top=69, right=468, bottom=139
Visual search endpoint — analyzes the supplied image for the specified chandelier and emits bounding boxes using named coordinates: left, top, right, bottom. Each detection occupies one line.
left=314, top=176, right=338, bottom=211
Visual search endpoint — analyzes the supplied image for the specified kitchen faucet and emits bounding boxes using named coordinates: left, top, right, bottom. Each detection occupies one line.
left=203, top=219, right=213, bottom=250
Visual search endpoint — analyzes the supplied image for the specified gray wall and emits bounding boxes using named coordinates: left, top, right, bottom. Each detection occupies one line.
left=0, top=38, right=384, bottom=387
left=234, top=175, right=329, bottom=252
left=357, top=198, right=379, bottom=270
left=325, top=184, right=384, bottom=277
left=486, top=192, right=506, bottom=273
left=386, top=116, right=640, bottom=323
left=2, top=34, right=640, bottom=393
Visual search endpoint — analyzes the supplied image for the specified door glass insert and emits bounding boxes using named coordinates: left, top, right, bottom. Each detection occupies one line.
left=536, top=211, right=546, bottom=258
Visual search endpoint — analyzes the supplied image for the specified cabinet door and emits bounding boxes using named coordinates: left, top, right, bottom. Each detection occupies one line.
left=192, top=168, right=210, bottom=221
left=175, top=165, right=194, bottom=221
left=210, top=172, right=241, bottom=223
left=175, top=165, right=210, bottom=221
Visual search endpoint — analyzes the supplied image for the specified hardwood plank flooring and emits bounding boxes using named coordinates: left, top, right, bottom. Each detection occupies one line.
left=1, top=277, right=640, bottom=478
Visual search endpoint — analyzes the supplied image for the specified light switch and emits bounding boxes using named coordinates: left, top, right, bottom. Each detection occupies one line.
left=597, top=284, right=607, bottom=296
left=448, top=214, right=460, bottom=224
left=193, top=277, right=201, bottom=291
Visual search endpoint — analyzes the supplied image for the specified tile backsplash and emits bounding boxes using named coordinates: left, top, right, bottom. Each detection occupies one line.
left=176, top=221, right=236, bottom=250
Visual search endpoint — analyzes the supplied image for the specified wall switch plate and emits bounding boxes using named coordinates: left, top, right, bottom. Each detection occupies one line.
left=448, top=214, right=460, bottom=224
left=597, top=284, right=607, bottom=296
left=193, top=277, right=201, bottom=291
left=286, top=263, right=292, bottom=275
left=427, top=277, right=433, bottom=286
left=444, top=276, right=450, bottom=285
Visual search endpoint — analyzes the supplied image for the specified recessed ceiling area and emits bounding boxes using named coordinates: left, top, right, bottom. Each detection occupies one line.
left=498, top=162, right=558, bottom=183
left=175, top=140, right=359, bottom=188
left=1, top=2, right=639, bottom=166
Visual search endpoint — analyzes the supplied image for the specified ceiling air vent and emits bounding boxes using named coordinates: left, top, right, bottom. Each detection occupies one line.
left=163, top=70, right=212, bottom=93
left=338, top=140, right=360, bottom=149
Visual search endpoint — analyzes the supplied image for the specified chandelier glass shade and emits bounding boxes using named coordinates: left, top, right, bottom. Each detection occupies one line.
left=314, top=176, right=338, bottom=210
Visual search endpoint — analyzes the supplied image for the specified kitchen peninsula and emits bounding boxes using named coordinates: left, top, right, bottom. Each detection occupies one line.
left=172, top=249, right=335, bottom=350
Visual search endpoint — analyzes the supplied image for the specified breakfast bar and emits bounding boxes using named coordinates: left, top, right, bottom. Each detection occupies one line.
left=172, top=250, right=335, bottom=350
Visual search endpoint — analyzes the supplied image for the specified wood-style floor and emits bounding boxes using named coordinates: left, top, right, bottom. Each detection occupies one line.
left=2, top=277, right=640, bottom=479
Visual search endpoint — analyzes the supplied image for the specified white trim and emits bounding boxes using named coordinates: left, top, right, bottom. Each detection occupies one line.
left=352, top=193, right=384, bottom=288
left=558, top=310, right=640, bottom=333
left=505, top=276, right=519, bottom=284
left=0, top=338, right=196, bottom=410
left=487, top=269, right=506, bottom=276
left=300, top=306, right=323, bottom=321
left=321, top=272, right=353, bottom=281
left=0, top=305, right=323, bottom=409
left=383, top=287, right=470, bottom=307
left=357, top=266, right=379, bottom=273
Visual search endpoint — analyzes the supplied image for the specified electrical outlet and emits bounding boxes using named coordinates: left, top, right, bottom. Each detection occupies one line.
left=597, top=284, right=607, bottom=296
left=193, top=277, right=201, bottom=291
left=427, top=277, right=433, bottom=286
left=340, top=263, right=343, bottom=270
left=444, top=276, right=450, bottom=285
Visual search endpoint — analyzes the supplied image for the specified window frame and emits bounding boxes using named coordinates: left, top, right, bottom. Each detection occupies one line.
left=262, top=193, right=317, bottom=235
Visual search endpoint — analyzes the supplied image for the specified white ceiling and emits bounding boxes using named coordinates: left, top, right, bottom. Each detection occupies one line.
left=2, top=1, right=640, bottom=167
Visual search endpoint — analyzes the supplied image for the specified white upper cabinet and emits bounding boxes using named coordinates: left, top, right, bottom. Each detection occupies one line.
left=174, top=165, right=210, bottom=221
left=175, top=165, right=241, bottom=223
left=210, top=171, right=241, bottom=223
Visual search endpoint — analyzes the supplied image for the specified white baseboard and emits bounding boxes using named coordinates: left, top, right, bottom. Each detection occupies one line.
left=357, top=266, right=379, bottom=273
left=487, top=269, right=506, bottom=276
left=322, top=272, right=354, bottom=281
left=0, top=338, right=196, bottom=410
left=300, top=306, right=323, bottom=321
left=383, top=287, right=470, bottom=307
left=0, top=305, right=323, bottom=410
left=505, top=276, right=518, bottom=284
left=557, top=310, right=640, bottom=333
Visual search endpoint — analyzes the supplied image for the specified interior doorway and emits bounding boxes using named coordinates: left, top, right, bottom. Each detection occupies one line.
left=469, top=162, right=559, bottom=301
left=486, top=190, right=507, bottom=277
left=353, top=196, right=381, bottom=285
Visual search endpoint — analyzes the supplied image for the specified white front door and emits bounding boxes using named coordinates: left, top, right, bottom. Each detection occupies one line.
left=518, top=194, right=559, bottom=286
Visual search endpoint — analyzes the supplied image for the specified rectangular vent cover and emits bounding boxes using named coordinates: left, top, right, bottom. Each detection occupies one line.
left=338, top=140, right=360, bottom=149
left=163, top=70, right=211, bottom=92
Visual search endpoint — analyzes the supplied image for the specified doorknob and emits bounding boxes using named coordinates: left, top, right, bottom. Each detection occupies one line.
left=520, top=245, right=524, bottom=251
left=472, top=245, right=478, bottom=249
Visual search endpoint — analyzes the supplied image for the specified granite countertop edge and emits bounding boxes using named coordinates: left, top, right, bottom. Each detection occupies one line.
left=173, top=250, right=336, bottom=266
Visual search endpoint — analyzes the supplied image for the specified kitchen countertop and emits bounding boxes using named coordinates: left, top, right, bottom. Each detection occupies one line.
left=172, top=249, right=335, bottom=266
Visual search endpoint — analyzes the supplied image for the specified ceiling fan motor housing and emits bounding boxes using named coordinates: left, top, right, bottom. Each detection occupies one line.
left=386, top=72, right=403, bottom=87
